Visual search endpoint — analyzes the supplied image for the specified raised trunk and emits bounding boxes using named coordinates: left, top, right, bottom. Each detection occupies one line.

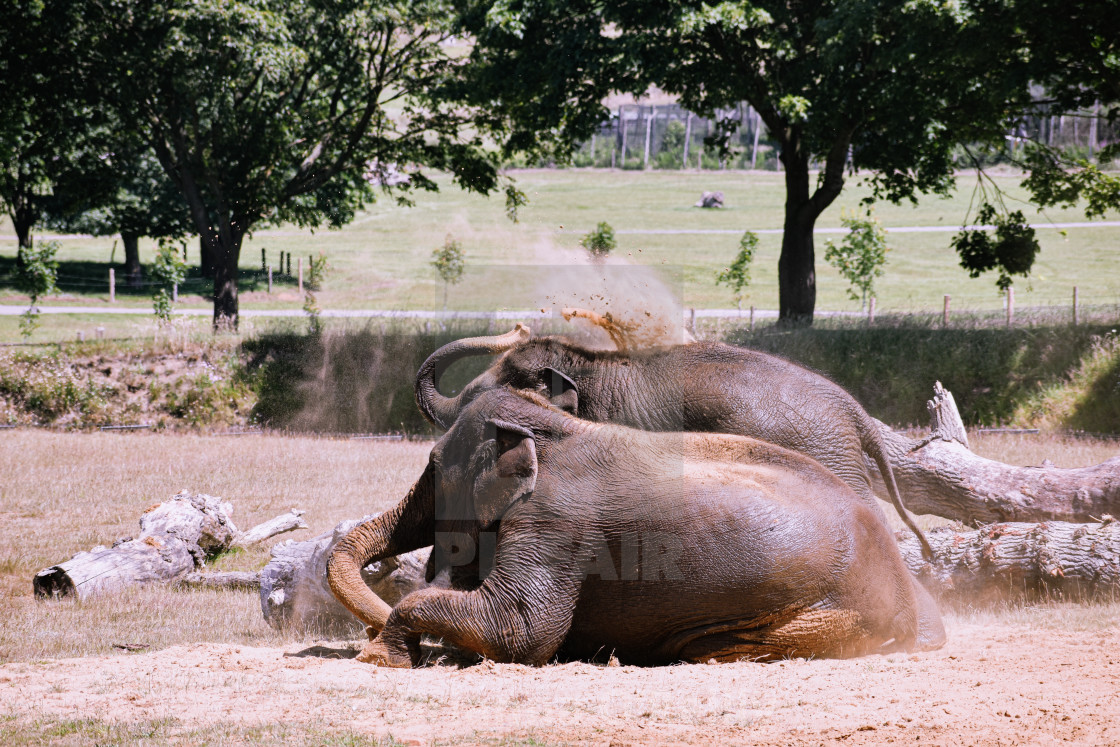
left=777, top=142, right=817, bottom=326
left=414, top=324, right=531, bottom=429
left=121, top=232, right=142, bottom=286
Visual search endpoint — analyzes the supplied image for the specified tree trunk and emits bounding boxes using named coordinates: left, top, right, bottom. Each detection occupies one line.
left=199, top=234, right=216, bottom=279
left=896, top=519, right=1120, bottom=603
left=212, top=225, right=245, bottom=330
left=777, top=144, right=817, bottom=326
left=33, top=492, right=306, bottom=600
left=11, top=201, right=35, bottom=265
left=868, top=383, right=1120, bottom=524
left=121, top=232, right=142, bottom=287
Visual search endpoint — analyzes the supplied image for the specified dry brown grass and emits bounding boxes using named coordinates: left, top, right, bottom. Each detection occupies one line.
left=0, top=429, right=429, bottom=664
left=1, top=427, right=1117, bottom=669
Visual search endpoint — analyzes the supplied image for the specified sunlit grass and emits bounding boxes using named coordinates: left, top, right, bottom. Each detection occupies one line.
left=2, top=169, right=1117, bottom=334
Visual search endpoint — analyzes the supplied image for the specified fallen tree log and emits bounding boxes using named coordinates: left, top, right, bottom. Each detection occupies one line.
left=259, top=515, right=430, bottom=635
left=178, top=571, right=261, bottom=591
left=33, top=491, right=306, bottom=600
left=870, top=383, right=1120, bottom=524
left=896, top=518, right=1120, bottom=603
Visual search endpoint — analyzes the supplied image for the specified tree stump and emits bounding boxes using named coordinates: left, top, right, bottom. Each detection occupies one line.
left=694, top=191, right=724, bottom=208
left=33, top=492, right=306, bottom=600
left=259, top=515, right=431, bottom=635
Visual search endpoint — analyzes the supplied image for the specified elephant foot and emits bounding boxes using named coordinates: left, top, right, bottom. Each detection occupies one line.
left=356, top=636, right=413, bottom=667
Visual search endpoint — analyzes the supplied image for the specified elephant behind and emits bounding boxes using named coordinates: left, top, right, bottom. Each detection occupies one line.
left=414, top=323, right=933, bottom=559
left=328, top=388, right=945, bottom=667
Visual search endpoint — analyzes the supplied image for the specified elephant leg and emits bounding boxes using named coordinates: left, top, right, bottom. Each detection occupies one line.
left=674, top=608, right=881, bottom=663
left=362, top=532, right=582, bottom=667
left=909, top=578, right=947, bottom=651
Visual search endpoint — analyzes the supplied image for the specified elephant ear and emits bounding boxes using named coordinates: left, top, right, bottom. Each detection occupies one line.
left=472, top=419, right=538, bottom=527
left=544, top=367, right=578, bottom=413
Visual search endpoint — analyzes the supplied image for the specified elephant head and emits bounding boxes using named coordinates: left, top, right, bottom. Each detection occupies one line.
left=328, top=388, right=554, bottom=635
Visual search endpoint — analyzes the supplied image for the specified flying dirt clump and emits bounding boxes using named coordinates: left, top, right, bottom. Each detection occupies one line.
left=532, top=242, right=693, bottom=350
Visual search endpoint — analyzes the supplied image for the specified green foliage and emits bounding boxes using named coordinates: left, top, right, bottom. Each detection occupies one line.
left=80, top=0, right=504, bottom=325
left=716, top=231, right=757, bottom=309
left=431, top=236, right=465, bottom=308
left=303, top=253, right=330, bottom=334
left=1021, top=146, right=1120, bottom=220
left=0, top=352, right=111, bottom=423
left=824, top=211, right=889, bottom=308
left=14, top=240, right=59, bottom=338
left=579, top=222, right=616, bottom=259
left=150, top=239, right=187, bottom=323
left=504, top=184, right=528, bottom=223
left=952, top=204, right=1039, bottom=292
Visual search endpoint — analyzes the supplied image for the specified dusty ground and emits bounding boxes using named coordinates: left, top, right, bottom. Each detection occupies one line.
left=1, top=618, right=1117, bottom=746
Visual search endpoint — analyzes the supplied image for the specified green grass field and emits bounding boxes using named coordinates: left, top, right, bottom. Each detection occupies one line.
left=2, top=169, right=1117, bottom=328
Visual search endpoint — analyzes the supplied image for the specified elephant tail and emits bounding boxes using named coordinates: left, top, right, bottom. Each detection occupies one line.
left=861, top=420, right=935, bottom=562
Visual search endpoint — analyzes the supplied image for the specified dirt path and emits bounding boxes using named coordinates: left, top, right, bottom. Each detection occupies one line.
left=1, top=620, right=1117, bottom=745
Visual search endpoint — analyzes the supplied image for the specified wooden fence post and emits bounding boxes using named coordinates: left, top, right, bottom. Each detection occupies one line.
left=268, top=266, right=273, bottom=294
left=108, top=268, right=115, bottom=303
left=643, top=108, right=653, bottom=169
left=261, top=247, right=266, bottom=272
left=749, top=305, right=755, bottom=333
left=943, top=295, right=951, bottom=327
left=1006, top=286, right=1014, bottom=327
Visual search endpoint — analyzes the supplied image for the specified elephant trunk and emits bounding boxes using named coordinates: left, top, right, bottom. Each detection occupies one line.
left=327, top=467, right=435, bottom=633
left=415, top=323, right=531, bottom=429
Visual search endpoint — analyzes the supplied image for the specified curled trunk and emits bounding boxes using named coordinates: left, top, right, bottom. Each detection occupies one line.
left=414, top=324, right=531, bottom=429
left=326, top=467, right=435, bottom=633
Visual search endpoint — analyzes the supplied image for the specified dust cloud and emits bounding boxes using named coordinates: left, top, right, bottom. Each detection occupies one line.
left=524, top=240, right=692, bottom=350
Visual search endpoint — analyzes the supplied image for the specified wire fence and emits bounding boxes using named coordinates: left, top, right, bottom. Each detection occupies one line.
left=569, top=100, right=1119, bottom=171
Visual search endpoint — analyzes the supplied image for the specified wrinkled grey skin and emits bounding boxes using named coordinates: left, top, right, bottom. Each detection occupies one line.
left=415, top=325, right=932, bottom=561
left=328, top=389, right=944, bottom=667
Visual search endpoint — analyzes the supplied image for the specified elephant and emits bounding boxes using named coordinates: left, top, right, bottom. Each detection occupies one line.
left=414, top=321, right=934, bottom=560
left=327, top=387, right=945, bottom=667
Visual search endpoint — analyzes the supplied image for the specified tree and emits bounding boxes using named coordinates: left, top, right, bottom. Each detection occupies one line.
left=431, top=236, right=465, bottom=309
left=824, top=211, right=888, bottom=310
left=150, top=239, right=188, bottom=323
left=45, top=144, right=194, bottom=287
left=14, top=240, right=59, bottom=338
left=716, top=230, right=757, bottom=313
left=0, top=1, right=114, bottom=262
left=457, top=0, right=1034, bottom=324
left=579, top=222, right=616, bottom=260
left=86, top=0, right=505, bottom=329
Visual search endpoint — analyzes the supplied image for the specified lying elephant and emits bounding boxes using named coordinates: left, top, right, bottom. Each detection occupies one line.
left=328, top=388, right=945, bottom=666
left=415, top=321, right=933, bottom=560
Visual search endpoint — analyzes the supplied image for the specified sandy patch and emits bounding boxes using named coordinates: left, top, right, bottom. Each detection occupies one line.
left=1, top=620, right=1117, bottom=744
